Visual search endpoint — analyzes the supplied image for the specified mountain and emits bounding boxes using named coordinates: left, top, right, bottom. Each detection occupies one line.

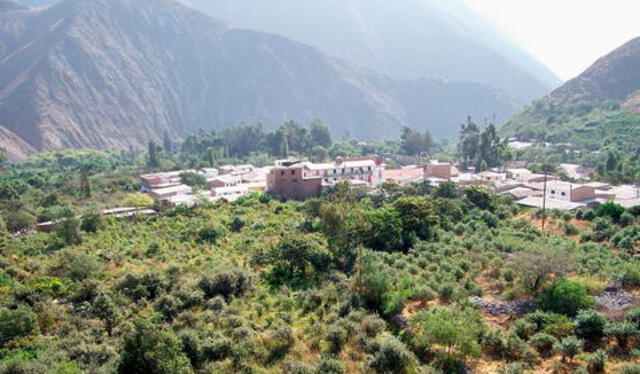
left=179, top=0, right=561, bottom=103
left=502, top=37, right=640, bottom=152
left=543, top=37, right=640, bottom=113
left=0, top=0, right=517, bottom=161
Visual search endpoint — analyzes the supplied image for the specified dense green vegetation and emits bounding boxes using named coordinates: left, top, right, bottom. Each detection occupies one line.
left=501, top=100, right=640, bottom=184
left=1, top=152, right=640, bottom=373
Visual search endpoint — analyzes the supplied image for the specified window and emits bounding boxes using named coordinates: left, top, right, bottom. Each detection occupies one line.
left=368, top=166, right=372, bottom=171
left=281, top=171, right=285, bottom=176
left=561, top=192, right=566, bottom=196
left=551, top=190, right=556, bottom=194
left=292, top=179, right=298, bottom=183
left=291, top=170, right=296, bottom=175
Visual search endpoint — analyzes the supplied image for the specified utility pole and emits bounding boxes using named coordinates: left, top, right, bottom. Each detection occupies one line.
left=541, top=170, right=548, bottom=232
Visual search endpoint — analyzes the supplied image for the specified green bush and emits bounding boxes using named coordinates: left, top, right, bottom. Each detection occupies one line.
left=325, top=324, right=348, bottom=354
left=595, top=201, right=626, bottom=222
left=0, top=307, right=40, bottom=346
left=528, top=332, right=557, bottom=357
left=367, top=336, right=416, bottom=374
left=575, top=310, right=607, bottom=341
left=117, top=320, right=192, bottom=374
left=584, top=349, right=607, bottom=374
left=605, top=322, right=638, bottom=350
left=5, top=211, right=36, bottom=233
left=198, top=225, right=223, bottom=244
left=314, top=356, right=345, bottom=374
left=619, top=266, right=640, bottom=288
left=198, top=268, right=253, bottom=300
left=537, top=279, right=594, bottom=316
left=555, top=336, right=582, bottom=363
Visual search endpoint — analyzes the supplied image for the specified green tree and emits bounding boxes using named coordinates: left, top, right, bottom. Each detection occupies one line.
left=392, top=196, right=439, bottom=244
left=310, top=145, right=328, bottom=163
left=538, top=279, right=595, bottom=316
left=477, top=124, right=501, bottom=168
left=118, top=320, right=193, bottom=374
left=510, top=245, right=572, bottom=294
left=56, top=218, right=83, bottom=245
left=400, top=126, right=433, bottom=156
left=180, top=172, right=207, bottom=189
left=79, top=171, right=92, bottom=198
left=147, top=141, right=162, bottom=170
left=410, top=307, right=484, bottom=368
left=310, top=120, right=332, bottom=148
left=0, top=307, right=39, bottom=346
left=458, top=116, right=480, bottom=169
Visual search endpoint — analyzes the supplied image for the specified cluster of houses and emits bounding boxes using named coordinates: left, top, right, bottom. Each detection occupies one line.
left=139, top=158, right=640, bottom=211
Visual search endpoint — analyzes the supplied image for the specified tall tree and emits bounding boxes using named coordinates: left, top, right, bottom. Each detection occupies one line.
left=477, top=124, right=501, bottom=168
left=458, top=116, right=480, bottom=170
left=147, top=141, right=162, bottom=169
left=80, top=171, right=92, bottom=198
left=310, top=120, right=332, bottom=148
left=400, top=127, right=433, bottom=156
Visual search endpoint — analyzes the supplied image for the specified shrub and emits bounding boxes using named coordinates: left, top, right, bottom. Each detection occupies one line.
left=481, top=329, right=507, bottom=358
left=555, top=336, right=582, bottom=363
left=410, top=307, right=484, bottom=368
left=619, top=266, right=640, bottom=288
left=584, top=349, right=607, bottom=374
left=325, top=324, right=348, bottom=354
left=438, top=283, right=455, bottom=302
left=575, top=310, right=607, bottom=341
left=367, top=336, right=416, bottom=374
left=198, top=268, right=253, bottom=300
left=230, top=217, right=245, bottom=232
left=497, top=362, right=530, bottom=374
left=595, top=201, right=626, bottom=222
left=282, top=360, right=314, bottom=374
left=5, top=211, right=36, bottom=233
left=512, top=319, right=536, bottom=340
left=80, top=212, right=105, bottom=233
left=124, top=192, right=154, bottom=207
left=117, top=320, right=192, bottom=374
left=118, top=272, right=169, bottom=301
left=314, top=357, right=345, bottom=374
left=0, top=307, right=39, bottom=346
left=627, top=309, right=640, bottom=329
left=198, top=225, right=223, bottom=244
left=528, top=333, right=557, bottom=357
left=620, top=212, right=635, bottom=226
left=538, top=279, right=594, bottom=317
left=605, top=322, right=638, bottom=351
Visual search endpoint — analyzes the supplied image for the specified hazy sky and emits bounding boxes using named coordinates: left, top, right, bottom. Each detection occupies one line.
left=461, top=0, right=640, bottom=81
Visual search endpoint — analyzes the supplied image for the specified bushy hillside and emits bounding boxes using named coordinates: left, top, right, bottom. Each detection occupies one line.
left=502, top=37, right=640, bottom=153
left=1, top=151, right=640, bottom=373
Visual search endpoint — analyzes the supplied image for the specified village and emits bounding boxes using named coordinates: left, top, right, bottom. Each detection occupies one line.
left=139, top=156, right=640, bottom=212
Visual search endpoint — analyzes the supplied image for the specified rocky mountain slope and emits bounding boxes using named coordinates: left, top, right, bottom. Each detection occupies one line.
left=502, top=37, right=640, bottom=151
left=0, top=0, right=517, bottom=161
left=544, top=37, right=640, bottom=113
left=180, top=0, right=561, bottom=103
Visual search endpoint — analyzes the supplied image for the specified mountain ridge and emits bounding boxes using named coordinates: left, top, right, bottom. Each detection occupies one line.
left=0, top=0, right=518, bottom=161
left=182, top=0, right=561, bottom=103
left=501, top=37, right=640, bottom=151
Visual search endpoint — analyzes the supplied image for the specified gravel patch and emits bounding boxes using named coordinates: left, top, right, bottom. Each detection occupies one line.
left=469, top=296, right=534, bottom=316
left=595, top=285, right=637, bottom=311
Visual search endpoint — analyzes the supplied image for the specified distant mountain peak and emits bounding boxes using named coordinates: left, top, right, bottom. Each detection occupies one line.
left=545, top=37, right=640, bottom=109
left=182, top=0, right=561, bottom=103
